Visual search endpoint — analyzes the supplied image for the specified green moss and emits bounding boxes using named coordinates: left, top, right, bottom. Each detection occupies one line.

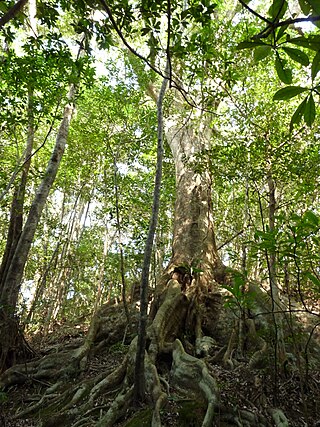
left=123, top=407, right=153, bottom=426
left=109, top=342, right=129, bottom=354
left=177, top=400, right=206, bottom=427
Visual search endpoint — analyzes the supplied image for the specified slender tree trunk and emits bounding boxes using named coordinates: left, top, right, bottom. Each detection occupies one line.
left=267, top=169, right=286, bottom=365
left=44, top=187, right=86, bottom=331
left=25, top=243, right=60, bottom=326
left=0, top=85, right=76, bottom=370
left=134, top=64, right=169, bottom=401
left=0, top=88, right=35, bottom=291
left=93, top=225, right=113, bottom=314
left=112, top=155, right=130, bottom=326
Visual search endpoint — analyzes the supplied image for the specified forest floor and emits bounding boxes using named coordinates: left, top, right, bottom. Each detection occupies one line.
left=1, top=319, right=320, bottom=427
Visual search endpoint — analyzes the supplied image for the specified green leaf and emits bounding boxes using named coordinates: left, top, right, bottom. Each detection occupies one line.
left=289, top=97, right=307, bottom=132
left=311, top=50, right=320, bottom=80
left=306, top=0, right=320, bottom=14
left=273, top=86, right=308, bottom=100
left=0, top=3, right=8, bottom=13
left=282, top=46, right=310, bottom=66
left=268, top=0, right=288, bottom=19
left=236, top=41, right=268, bottom=50
left=304, top=94, right=316, bottom=126
left=288, top=36, right=320, bottom=51
left=305, top=271, right=320, bottom=288
left=254, top=46, right=272, bottom=62
left=275, top=57, right=292, bottom=84
left=299, top=0, right=311, bottom=14
left=276, top=23, right=289, bottom=41
left=304, top=210, right=319, bottom=225
left=141, top=27, right=151, bottom=36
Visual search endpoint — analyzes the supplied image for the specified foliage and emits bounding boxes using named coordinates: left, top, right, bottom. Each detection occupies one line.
left=0, top=0, right=319, bottom=331
left=236, top=0, right=320, bottom=128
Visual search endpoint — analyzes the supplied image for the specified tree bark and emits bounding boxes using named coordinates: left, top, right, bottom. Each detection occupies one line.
left=0, top=85, right=76, bottom=371
left=134, top=64, right=169, bottom=401
left=164, top=113, right=222, bottom=284
left=0, top=88, right=35, bottom=292
left=0, top=0, right=28, bottom=29
left=267, top=169, right=286, bottom=366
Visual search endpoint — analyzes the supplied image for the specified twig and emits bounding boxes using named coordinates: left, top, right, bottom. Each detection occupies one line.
left=237, top=0, right=272, bottom=25
left=217, top=229, right=244, bottom=250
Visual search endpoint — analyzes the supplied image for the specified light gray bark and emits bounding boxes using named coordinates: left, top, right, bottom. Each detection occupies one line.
left=1, top=85, right=76, bottom=309
left=164, top=113, right=221, bottom=280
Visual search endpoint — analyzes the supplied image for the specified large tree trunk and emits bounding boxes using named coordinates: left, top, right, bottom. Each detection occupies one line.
left=0, top=86, right=76, bottom=371
left=146, top=112, right=226, bottom=361
left=165, top=117, right=221, bottom=277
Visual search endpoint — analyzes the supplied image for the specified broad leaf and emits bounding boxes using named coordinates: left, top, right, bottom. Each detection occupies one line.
left=0, top=3, right=8, bottom=13
left=236, top=41, right=268, bottom=50
left=268, top=0, right=288, bottom=20
left=288, top=36, right=320, bottom=51
left=275, top=57, right=292, bottom=84
left=273, top=86, right=307, bottom=100
left=282, top=46, right=310, bottom=66
left=306, top=0, right=320, bottom=14
left=311, top=50, right=320, bottom=80
left=304, top=94, right=316, bottom=126
left=254, top=46, right=272, bottom=62
left=299, top=0, right=311, bottom=14
left=305, top=271, right=320, bottom=288
left=304, top=210, right=319, bottom=225
left=276, top=23, right=289, bottom=41
left=289, top=97, right=307, bottom=132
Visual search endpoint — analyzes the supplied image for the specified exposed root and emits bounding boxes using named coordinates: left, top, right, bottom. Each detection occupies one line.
left=145, top=356, right=167, bottom=426
left=247, top=318, right=269, bottom=369
left=148, top=278, right=188, bottom=360
left=87, top=355, right=128, bottom=404
left=269, top=408, right=289, bottom=427
left=96, top=386, right=134, bottom=427
left=3, top=274, right=312, bottom=427
left=171, top=339, right=218, bottom=427
left=0, top=313, right=37, bottom=372
left=0, top=349, right=75, bottom=389
left=222, top=322, right=238, bottom=369
left=11, top=353, right=128, bottom=425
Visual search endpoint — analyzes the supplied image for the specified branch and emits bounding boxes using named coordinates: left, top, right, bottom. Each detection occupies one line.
left=237, top=0, right=272, bottom=25
left=272, top=14, right=320, bottom=29
left=98, top=0, right=167, bottom=80
left=255, top=14, right=320, bottom=39
left=166, top=0, right=172, bottom=86
left=0, top=101, right=62, bottom=203
left=0, top=0, right=28, bottom=29
left=238, top=0, right=320, bottom=39
left=217, top=229, right=244, bottom=250
left=97, top=0, right=218, bottom=115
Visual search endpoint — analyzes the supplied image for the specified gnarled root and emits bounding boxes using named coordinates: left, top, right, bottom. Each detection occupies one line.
left=171, top=339, right=218, bottom=427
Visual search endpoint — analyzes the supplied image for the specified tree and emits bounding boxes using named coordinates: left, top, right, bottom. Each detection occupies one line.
left=0, top=0, right=319, bottom=426
left=0, top=4, right=89, bottom=368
